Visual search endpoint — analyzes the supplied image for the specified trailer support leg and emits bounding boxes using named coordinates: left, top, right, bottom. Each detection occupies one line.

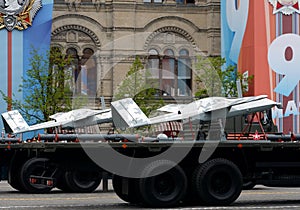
left=102, top=172, right=108, bottom=192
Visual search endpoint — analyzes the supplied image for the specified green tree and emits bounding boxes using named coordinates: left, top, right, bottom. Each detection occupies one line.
left=114, top=56, right=164, bottom=116
left=194, top=56, right=253, bottom=98
left=1, top=47, right=73, bottom=124
left=194, top=56, right=223, bottom=98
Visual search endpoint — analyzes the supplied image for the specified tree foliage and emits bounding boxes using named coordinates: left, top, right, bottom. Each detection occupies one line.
left=114, top=56, right=164, bottom=116
left=194, top=56, right=223, bottom=98
left=0, top=47, right=73, bottom=124
left=194, top=56, right=253, bottom=98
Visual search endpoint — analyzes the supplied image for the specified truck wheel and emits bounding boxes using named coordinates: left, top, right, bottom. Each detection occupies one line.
left=63, top=169, right=101, bottom=193
left=8, top=157, right=27, bottom=192
left=8, top=169, right=24, bottom=192
left=56, top=171, right=72, bottom=192
left=112, top=175, right=140, bottom=204
left=19, top=158, right=53, bottom=193
left=138, top=160, right=187, bottom=207
left=192, top=158, right=242, bottom=206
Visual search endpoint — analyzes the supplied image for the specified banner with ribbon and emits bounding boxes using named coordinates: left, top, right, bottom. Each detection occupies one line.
left=0, top=0, right=53, bottom=134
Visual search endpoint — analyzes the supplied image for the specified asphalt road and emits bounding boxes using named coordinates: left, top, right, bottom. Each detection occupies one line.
left=1, top=181, right=300, bottom=209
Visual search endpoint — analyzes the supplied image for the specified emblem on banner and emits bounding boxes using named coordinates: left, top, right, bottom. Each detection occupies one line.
left=269, top=0, right=300, bottom=15
left=0, top=0, right=42, bottom=31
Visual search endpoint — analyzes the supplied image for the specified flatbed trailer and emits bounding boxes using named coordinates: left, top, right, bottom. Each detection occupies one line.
left=2, top=137, right=300, bottom=207
left=1, top=95, right=298, bottom=207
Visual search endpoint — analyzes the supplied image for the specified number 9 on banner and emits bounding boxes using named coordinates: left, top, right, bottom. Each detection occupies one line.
left=268, top=33, right=300, bottom=96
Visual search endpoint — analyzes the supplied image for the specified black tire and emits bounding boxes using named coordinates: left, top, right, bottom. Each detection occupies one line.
left=138, top=160, right=187, bottom=207
left=8, top=169, right=24, bottom=192
left=243, top=180, right=256, bottom=190
left=112, top=175, right=140, bottom=204
left=19, top=158, right=54, bottom=193
left=192, top=158, right=243, bottom=206
left=8, top=157, right=27, bottom=192
left=63, top=169, right=101, bottom=193
left=56, top=171, right=73, bottom=192
left=182, top=167, right=203, bottom=206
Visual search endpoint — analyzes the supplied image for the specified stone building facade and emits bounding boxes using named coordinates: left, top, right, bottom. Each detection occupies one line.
left=51, top=0, right=221, bottom=107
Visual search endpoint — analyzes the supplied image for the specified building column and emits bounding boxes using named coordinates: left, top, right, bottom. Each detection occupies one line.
left=95, top=50, right=102, bottom=98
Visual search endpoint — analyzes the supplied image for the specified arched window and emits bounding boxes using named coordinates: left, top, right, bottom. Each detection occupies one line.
left=50, top=46, right=71, bottom=94
left=147, top=49, right=160, bottom=80
left=66, top=47, right=96, bottom=96
left=82, top=48, right=94, bottom=64
left=149, top=49, right=158, bottom=55
left=147, top=49, right=161, bottom=95
left=178, top=49, right=191, bottom=96
left=146, top=48, right=192, bottom=97
left=81, top=48, right=96, bottom=96
left=66, top=48, right=79, bottom=89
left=162, top=49, right=175, bottom=96
left=66, top=47, right=78, bottom=57
left=66, top=47, right=79, bottom=64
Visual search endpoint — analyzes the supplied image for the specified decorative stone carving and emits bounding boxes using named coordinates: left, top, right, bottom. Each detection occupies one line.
left=52, top=25, right=101, bottom=47
left=66, top=31, right=78, bottom=43
left=144, top=26, right=197, bottom=50
left=65, top=0, right=81, bottom=11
